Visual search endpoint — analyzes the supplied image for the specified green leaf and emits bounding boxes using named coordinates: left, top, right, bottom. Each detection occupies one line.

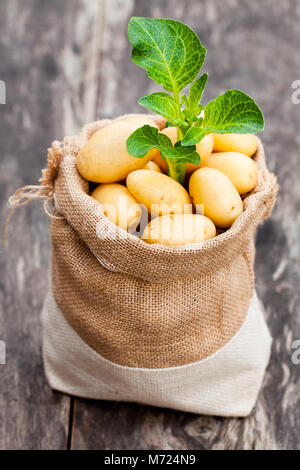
left=182, top=74, right=207, bottom=123
left=166, top=142, right=200, bottom=164
left=181, top=127, right=209, bottom=146
left=126, top=125, right=171, bottom=158
left=126, top=125, right=199, bottom=164
left=128, top=17, right=206, bottom=93
left=188, top=73, right=208, bottom=110
left=182, top=89, right=264, bottom=146
left=139, top=92, right=181, bottom=125
left=183, top=105, right=204, bottom=123
left=195, top=117, right=204, bottom=127
left=180, top=95, right=189, bottom=106
left=204, top=89, right=264, bottom=134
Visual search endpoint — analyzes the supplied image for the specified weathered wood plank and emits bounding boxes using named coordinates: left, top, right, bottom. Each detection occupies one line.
left=70, top=0, right=300, bottom=450
left=0, top=0, right=107, bottom=449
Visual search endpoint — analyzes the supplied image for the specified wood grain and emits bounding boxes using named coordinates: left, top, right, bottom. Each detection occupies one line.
left=0, top=0, right=105, bottom=450
left=0, top=0, right=299, bottom=450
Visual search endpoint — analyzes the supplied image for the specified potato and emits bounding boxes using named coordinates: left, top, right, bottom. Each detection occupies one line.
left=127, top=170, right=192, bottom=218
left=152, top=127, right=214, bottom=174
left=91, top=183, right=141, bottom=230
left=204, top=152, right=258, bottom=195
left=142, top=214, right=216, bottom=246
left=143, top=160, right=162, bottom=172
left=213, top=133, right=258, bottom=157
left=77, top=117, right=159, bottom=183
left=189, top=167, right=243, bottom=228
left=186, top=133, right=214, bottom=173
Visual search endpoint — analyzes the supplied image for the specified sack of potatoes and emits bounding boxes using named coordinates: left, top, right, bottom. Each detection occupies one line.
left=8, top=18, right=278, bottom=417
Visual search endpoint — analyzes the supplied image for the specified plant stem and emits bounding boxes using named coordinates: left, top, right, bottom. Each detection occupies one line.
left=166, top=157, right=186, bottom=185
left=169, top=88, right=186, bottom=184
left=173, top=87, right=180, bottom=107
left=173, top=89, right=185, bottom=140
left=176, top=126, right=184, bottom=141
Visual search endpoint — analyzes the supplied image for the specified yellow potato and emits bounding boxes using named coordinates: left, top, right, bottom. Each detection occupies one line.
left=91, top=183, right=141, bottom=230
left=186, top=133, right=214, bottom=173
left=151, top=152, right=169, bottom=174
left=189, top=167, right=243, bottom=228
left=77, top=117, right=159, bottom=183
left=142, top=214, right=216, bottom=246
left=152, top=127, right=214, bottom=174
left=204, top=152, right=258, bottom=195
left=143, top=160, right=162, bottom=172
left=127, top=170, right=192, bottom=218
left=213, top=133, right=258, bottom=157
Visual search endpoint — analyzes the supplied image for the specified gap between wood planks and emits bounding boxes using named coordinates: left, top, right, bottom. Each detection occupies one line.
left=67, top=397, right=75, bottom=450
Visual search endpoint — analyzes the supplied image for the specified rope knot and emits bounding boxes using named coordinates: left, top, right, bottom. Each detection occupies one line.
left=4, top=184, right=63, bottom=244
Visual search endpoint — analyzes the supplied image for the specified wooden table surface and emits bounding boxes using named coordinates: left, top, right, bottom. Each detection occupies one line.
left=0, top=0, right=299, bottom=450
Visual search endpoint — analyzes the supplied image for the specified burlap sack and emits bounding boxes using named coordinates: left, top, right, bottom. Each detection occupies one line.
left=11, top=114, right=278, bottom=416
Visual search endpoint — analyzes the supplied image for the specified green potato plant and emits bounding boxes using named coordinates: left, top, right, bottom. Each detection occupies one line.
left=126, top=17, right=264, bottom=184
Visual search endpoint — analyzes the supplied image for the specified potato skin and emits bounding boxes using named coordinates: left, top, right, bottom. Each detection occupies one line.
left=142, top=214, right=216, bottom=246
left=77, top=117, right=159, bottom=183
left=152, top=127, right=214, bottom=174
left=91, top=183, right=141, bottom=230
left=143, top=160, right=162, bottom=172
left=127, top=170, right=192, bottom=218
left=189, top=167, right=243, bottom=228
left=213, top=133, right=258, bottom=157
left=187, top=133, right=214, bottom=173
left=204, top=152, right=258, bottom=195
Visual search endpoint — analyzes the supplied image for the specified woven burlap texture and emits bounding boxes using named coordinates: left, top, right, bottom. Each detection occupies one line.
left=45, top=114, right=277, bottom=369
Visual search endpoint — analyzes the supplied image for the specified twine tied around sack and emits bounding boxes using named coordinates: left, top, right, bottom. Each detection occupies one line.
left=3, top=140, right=65, bottom=244
left=3, top=184, right=64, bottom=244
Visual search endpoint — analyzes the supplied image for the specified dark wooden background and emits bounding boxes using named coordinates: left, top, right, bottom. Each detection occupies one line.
left=0, top=0, right=299, bottom=450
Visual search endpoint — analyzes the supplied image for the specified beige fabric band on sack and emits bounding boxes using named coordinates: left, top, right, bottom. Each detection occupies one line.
left=42, top=288, right=272, bottom=417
